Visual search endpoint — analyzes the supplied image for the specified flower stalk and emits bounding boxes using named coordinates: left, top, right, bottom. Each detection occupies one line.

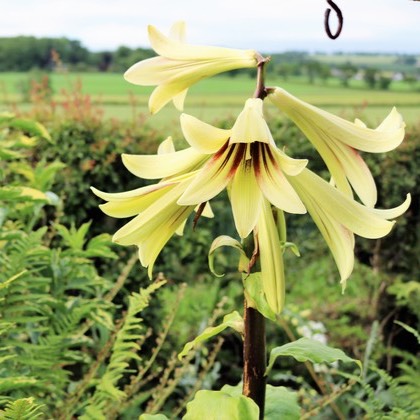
left=243, top=301, right=267, bottom=419
left=242, top=59, right=269, bottom=418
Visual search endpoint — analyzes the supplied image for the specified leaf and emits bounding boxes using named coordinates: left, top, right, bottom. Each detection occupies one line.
left=0, top=397, right=44, bottom=419
left=266, top=337, right=362, bottom=375
left=7, top=118, right=52, bottom=143
left=394, top=321, right=420, bottom=345
left=243, top=273, right=276, bottom=321
left=183, top=390, right=259, bottom=420
left=178, top=311, right=244, bottom=359
left=139, top=415, right=169, bottom=420
left=221, top=383, right=300, bottom=419
left=282, top=242, right=300, bottom=257
left=86, top=234, right=118, bottom=259
left=264, top=385, right=300, bottom=420
left=208, top=235, right=249, bottom=277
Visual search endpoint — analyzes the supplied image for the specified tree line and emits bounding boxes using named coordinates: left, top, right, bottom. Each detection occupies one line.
left=0, top=36, right=154, bottom=72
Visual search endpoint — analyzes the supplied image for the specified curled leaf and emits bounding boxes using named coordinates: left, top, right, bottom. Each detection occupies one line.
left=208, top=235, right=249, bottom=277
left=178, top=311, right=244, bottom=359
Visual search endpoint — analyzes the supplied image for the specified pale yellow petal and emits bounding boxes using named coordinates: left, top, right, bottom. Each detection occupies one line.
left=291, top=176, right=355, bottom=281
left=333, top=141, right=377, bottom=207
left=99, top=187, right=168, bottom=218
left=172, top=88, right=188, bottom=111
left=178, top=143, right=243, bottom=205
left=148, top=24, right=258, bottom=62
left=230, top=98, right=275, bottom=145
left=122, top=147, right=204, bottom=179
left=113, top=182, right=189, bottom=245
left=257, top=199, right=286, bottom=314
left=137, top=205, right=195, bottom=278
left=269, top=88, right=405, bottom=153
left=124, top=56, right=177, bottom=86
left=255, top=144, right=306, bottom=214
left=180, top=113, right=230, bottom=153
left=230, top=158, right=263, bottom=238
left=274, top=148, right=308, bottom=176
left=169, top=21, right=186, bottom=42
left=289, top=169, right=408, bottom=239
left=197, top=202, right=214, bottom=218
left=158, top=136, right=176, bottom=154
left=91, top=184, right=172, bottom=202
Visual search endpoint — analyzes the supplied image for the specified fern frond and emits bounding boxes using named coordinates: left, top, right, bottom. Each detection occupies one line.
left=81, top=280, right=166, bottom=418
left=0, top=397, right=44, bottom=419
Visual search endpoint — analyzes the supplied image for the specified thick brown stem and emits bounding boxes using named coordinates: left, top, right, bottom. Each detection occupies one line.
left=243, top=300, right=266, bottom=419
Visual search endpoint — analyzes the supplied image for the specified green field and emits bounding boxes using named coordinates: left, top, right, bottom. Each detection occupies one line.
left=1, top=72, right=419, bottom=131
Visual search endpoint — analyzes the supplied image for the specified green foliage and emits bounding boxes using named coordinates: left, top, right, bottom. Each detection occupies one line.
left=0, top=397, right=44, bottom=419
left=183, top=390, right=259, bottom=420
left=82, top=281, right=166, bottom=418
left=221, top=384, right=300, bottom=420
left=179, top=311, right=243, bottom=359
left=34, top=116, right=161, bottom=231
left=0, top=115, right=231, bottom=419
left=266, top=338, right=361, bottom=375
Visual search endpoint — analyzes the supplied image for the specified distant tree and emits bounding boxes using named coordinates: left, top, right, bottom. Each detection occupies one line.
left=378, top=75, right=392, bottom=90
left=303, top=60, right=321, bottom=84
left=318, top=63, right=331, bottom=84
left=403, top=73, right=418, bottom=91
left=338, top=62, right=357, bottom=87
left=364, top=68, right=378, bottom=89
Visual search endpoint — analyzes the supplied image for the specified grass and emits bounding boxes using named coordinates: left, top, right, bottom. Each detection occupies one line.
left=0, top=72, right=419, bottom=131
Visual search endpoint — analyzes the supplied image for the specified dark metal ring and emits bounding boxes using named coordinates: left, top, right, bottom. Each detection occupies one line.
left=325, top=0, right=344, bottom=40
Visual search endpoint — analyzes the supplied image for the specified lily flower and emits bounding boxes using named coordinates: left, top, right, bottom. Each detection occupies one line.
left=268, top=87, right=405, bottom=207
left=91, top=138, right=212, bottom=277
left=124, top=22, right=259, bottom=114
left=177, top=98, right=308, bottom=238
left=287, top=168, right=411, bottom=289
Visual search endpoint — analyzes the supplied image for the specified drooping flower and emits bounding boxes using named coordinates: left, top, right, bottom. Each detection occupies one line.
left=92, top=94, right=410, bottom=315
left=91, top=138, right=212, bottom=278
left=268, top=87, right=405, bottom=207
left=124, top=22, right=259, bottom=114
left=177, top=98, right=308, bottom=238
left=286, top=168, right=411, bottom=289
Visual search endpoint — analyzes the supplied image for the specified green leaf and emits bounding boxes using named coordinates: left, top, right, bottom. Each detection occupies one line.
left=221, top=383, right=300, bottom=419
left=7, top=118, right=52, bottom=143
left=139, top=415, right=169, bottom=420
left=0, top=397, right=44, bottom=419
left=178, top=311, right=243, bottom=359
left=264, top=385, right=300, bottom=420
left=183, top=390, right=259, bottom=420
left=243, top=273, right=276, bottom=321
left=282, top=242, right=300, bottom=257
left=394, top=321, right=420, bottom=344
left=86, top=233, right=118, bottom=259
left=266, top=337, right=362, bottom=375
left=208, top=235, right=249, bottom=277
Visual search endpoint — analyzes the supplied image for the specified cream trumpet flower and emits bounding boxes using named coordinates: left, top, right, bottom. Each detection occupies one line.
left=287, top=168, right=411, bottom=289
left=177, top=98, right=308, bottom=239
left=124, top=21, right=258, bottom=114
left=91, top=137, right=213, bottom=278
left=269, top=87, right=405, bottom=207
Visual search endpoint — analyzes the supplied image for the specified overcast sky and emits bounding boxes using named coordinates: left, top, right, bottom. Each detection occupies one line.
left=1, top=0, right=420, bottom=53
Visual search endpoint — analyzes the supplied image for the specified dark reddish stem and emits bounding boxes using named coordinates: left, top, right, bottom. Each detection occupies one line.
left=243, top=300, right=266, bottom=419
left=253, top=55, right=270, bottom=100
